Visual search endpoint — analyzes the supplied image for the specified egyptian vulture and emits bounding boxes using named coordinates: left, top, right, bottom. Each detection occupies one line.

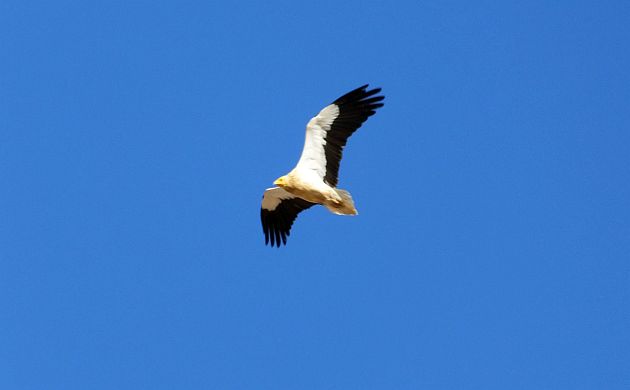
left=260, top=84, right=384, bottom=247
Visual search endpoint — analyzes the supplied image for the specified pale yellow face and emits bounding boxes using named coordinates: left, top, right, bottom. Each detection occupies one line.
left=273, top=176, right=287, bottom=187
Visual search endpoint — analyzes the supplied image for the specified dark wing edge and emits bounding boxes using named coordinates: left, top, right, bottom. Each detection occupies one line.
left=324, top=84, right=385, bottom=187
left=261, top=197, right=316, bottom=247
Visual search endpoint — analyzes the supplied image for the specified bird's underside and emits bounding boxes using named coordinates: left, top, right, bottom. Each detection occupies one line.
left=260, top=84, right=384, bottom=247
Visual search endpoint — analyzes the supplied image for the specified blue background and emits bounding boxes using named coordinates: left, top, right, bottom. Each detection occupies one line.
left=2, top=1, right=629, bottom=389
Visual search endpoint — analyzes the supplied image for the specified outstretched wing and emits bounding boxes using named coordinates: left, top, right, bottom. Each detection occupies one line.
left=261, top=187, right=316, bottom=247
left=295, top=85, right=384, bottom=187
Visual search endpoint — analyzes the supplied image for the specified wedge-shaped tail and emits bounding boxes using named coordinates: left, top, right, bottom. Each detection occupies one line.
left=325, top=189, right=358, bottom=215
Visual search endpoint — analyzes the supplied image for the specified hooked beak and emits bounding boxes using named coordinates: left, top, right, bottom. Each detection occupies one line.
left=274, top=177, right=285, bottom=186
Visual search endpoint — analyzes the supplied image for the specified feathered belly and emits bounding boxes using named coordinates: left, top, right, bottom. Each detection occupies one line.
left=284, top=185, right=328, bottom=204
left=283, top=174, right=334, bottom=204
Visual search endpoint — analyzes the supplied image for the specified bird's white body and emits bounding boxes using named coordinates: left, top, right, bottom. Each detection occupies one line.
left=280, top=168, right=357, bottom=215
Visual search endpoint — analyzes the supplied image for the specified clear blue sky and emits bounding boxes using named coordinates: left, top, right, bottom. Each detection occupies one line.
left=1, top=1, right=629, bottom=389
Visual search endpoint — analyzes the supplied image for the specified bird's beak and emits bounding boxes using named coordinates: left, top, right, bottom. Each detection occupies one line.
left=274, top=177, right=284, bottom=186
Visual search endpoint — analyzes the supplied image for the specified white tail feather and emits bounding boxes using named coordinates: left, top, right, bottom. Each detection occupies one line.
left=325, top=189, right=358, bottom=215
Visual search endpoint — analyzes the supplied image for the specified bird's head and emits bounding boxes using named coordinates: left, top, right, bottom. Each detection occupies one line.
left=273, top=175, right=287, bottom=187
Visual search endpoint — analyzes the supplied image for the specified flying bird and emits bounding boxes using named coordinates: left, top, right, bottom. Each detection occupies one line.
left=260, top=84, right=384, bottom=247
